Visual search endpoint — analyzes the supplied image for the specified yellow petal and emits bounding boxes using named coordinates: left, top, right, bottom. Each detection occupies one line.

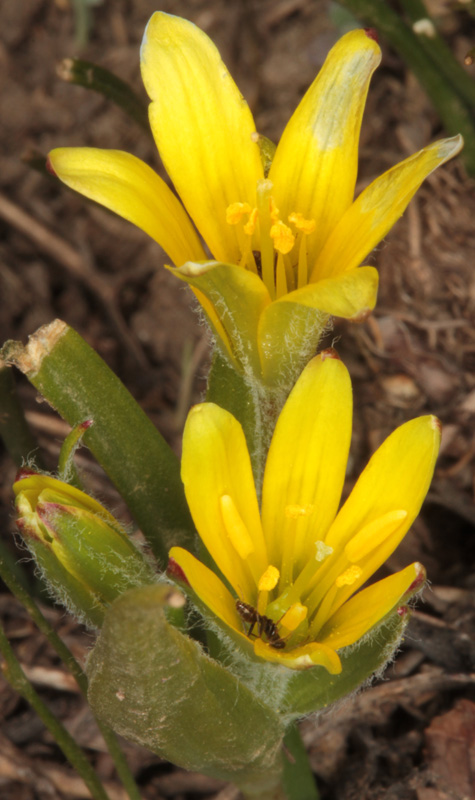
left=169, top=546, right=241, bottom=632
left=319, top=562, right=423, bottom=649
left=323, top=416, right=440, bottom=610
left=269, top=30, right=381, bottom=266
left=279, top=266, right=379, bottom=318
left=257, top=267, right=378, bottom=385
left=253, top=638, right=342, bottom=673
left=261, top=353, right=352, bottom=581
left=181, top=403, right=267, bottom=599
left=47, top=148, right=205, bottom=267
left=313, top=135, right=464, bottom=280
left=168, top=260, right=271, bottom=378
left=141, top=12, right=264, bottom=263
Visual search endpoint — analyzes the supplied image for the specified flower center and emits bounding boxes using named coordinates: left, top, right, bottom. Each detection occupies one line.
left=226, top=180, right=315, bottom=301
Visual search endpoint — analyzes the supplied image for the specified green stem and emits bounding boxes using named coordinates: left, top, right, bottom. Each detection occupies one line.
left=0, top=621, right=111, bottom=800
left=0, top=365, right=42, bottom=468
left=0, top=553, right=143, bottom=800
left=57, top=58, right=150, bottom=133
left=1, top=322, right=195, bottom=564
left=337, top=0, right=475, bottom=175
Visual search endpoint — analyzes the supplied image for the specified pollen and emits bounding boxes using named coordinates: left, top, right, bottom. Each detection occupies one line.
left=280, top=602, right=308, bottom=631
left=336, top=565, right=363, bottom=587
left=243, top=207, right=258, bottom=236
left=285, top=504, right=315, bottom=519
left=288, top=211, right=316, bottom=235
left=315, top=540, right=333, bottom=561
left=269, top=196, right=280, bottom=223
left=258, top=565, right=280, bottom=591
left=270, top=221, right=295, bottom=255
left=226, top=202, right=252, bottom=225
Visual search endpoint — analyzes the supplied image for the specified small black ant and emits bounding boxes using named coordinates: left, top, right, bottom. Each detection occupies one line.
left=235, top=600, right=286, bottom=649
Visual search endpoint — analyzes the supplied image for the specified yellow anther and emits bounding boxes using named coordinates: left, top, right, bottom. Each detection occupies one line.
left=345, top=510, right=408, bottom=563
left=314, top=541, right=333, bottom=562
left=220, top=494, right=255, bottom=559
left=258, top=565, right=280, bottom=592
left=269, top=196, right=280, bottom=223
left=285, top=504, right=315, bottom=519
left=280, top=602, right=308, bottom=632
left=288, top=211, right=316, bottom=235
left=243, top=206, right=258, bottom=236
left=270, top=221, right=295, bottom=255
left=226, top=202, right=252, bottom=225
left=336, top=565, right=363, bottom=588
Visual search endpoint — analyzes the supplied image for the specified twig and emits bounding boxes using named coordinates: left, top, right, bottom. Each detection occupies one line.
left=0, top=191, right=149, bottom=370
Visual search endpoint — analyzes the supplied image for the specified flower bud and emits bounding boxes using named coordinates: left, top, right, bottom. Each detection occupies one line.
left=13, top=470, right=157, bottom=628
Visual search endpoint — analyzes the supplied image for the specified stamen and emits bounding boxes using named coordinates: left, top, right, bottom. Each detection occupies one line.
left=315, top=541, right=333, bottom=562
left=256, top=180, right=276, bottom=299
left=226, top=202, right=252, bottom=225
left=275, top=253, right=288, bottom=299
left=280, top=602, right=308, bottom=632
left=243, top=207, right=258, bottom=237
left=269, top=197, right=280, bottom=224
left=288, top=212, right=316, bottom=236
left=345, top=510, right=408, bottom=563
left=288, top=213, right=315, bottom=290
left=220, top=495, right=255, bottom=560
left=270, top=221, right=295, bottom=255
left=257, top=564, right=280, bottom=615
left=258, top=565, right=280, bottom=592
left=335, top=565, right=363, bottom=588
left=226, top=202, right=259, bottom=274
left=287, top=540, right=333, bottom=601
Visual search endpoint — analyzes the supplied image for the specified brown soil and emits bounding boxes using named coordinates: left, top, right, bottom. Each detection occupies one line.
left=1, top=1, right=474, bottom=799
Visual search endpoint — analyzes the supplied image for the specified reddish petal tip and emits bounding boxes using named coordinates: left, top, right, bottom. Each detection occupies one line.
left=364, top=28, right=379, bottom=43
left=320, top=347, right=340, bottom=361
left=45, top=156, right=57, bottom=177
left=407, top=563, right=426, bottom=595
left=167, top=557, right=190, bottom=586
left=15, top=466, right=39, bottom=482
left=79, top=419, right=94, bottom=431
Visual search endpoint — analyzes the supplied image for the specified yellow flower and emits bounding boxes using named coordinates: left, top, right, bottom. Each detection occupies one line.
left=169, top=351, right=440, bottom=672
left=47, top=13, right=462, bottom=387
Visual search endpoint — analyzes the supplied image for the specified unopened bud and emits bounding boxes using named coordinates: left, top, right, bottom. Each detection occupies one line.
left=14, top=471, right=157, bottom=628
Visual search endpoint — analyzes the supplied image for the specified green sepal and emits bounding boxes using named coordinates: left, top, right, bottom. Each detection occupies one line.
left=280, top=610, right=408, bottom=720
left=14, top=473, right=157, bottom=628
left=36, top=503, right=156, bottom=605
left=86, top=584, right=286, bottom=790
left=21, top=533, right=106, bottom=628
